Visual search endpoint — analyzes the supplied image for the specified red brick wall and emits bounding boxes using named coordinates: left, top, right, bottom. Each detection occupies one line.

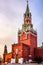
left=18, top=33, right=31, bottom=46
left=12, top=43, right=30, bottom=61
left=3, top=52, right=12, bottom=62
left=18, top=32, right=37, bottom=60
left=18, top=32, right=37, bottom=46
left=30, top=33, right=37, bottom=60
left=22, top=44, right=30, bottom=61
left=35, top=48, right=43, bottom=61
left=12, top=43, right=23, bottom=58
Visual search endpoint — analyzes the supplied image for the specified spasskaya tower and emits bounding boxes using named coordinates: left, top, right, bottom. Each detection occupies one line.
left=18, top=0, right=37, bottom=60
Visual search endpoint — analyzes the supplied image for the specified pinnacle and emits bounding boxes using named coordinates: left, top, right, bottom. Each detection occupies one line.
left=25, top=0, right=29, bottom=15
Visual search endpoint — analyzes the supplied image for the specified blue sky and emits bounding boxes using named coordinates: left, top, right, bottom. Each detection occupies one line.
left=0, top=0, right=43, bottom=57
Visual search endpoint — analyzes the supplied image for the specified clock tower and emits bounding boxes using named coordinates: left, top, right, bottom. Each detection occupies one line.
left=18, top=0, right=37, bottom=60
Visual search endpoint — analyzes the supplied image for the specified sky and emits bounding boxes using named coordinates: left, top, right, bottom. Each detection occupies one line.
left=0, top=0, right=43, bottom=58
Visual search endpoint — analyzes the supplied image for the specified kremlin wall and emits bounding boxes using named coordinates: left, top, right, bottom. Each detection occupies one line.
left=3, top=0, right=43, bottom=63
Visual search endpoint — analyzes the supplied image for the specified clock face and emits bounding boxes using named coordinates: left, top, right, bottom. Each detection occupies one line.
left=20, top=32, right=27, bottom=40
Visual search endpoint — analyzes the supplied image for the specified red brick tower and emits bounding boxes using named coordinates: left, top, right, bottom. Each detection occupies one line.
left=18, top=0, right=37, bottom=60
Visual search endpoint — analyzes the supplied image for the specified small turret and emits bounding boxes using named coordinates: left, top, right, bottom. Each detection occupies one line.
left=4, top=45, right=8, bottom=54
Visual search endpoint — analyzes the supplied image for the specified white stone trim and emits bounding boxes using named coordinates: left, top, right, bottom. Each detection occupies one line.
left=18, top=32, right=37, bottom=37
left=26, top=31, right=37, bottom=37
left=18, top=31, right=37, bottom=37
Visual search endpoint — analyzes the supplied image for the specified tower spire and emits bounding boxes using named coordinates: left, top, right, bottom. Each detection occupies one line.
left=25, top=0, right=29, bottom=15
left=27, top=0, right=28, bottom=4
left=4, top=45, right=8, bottom=54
